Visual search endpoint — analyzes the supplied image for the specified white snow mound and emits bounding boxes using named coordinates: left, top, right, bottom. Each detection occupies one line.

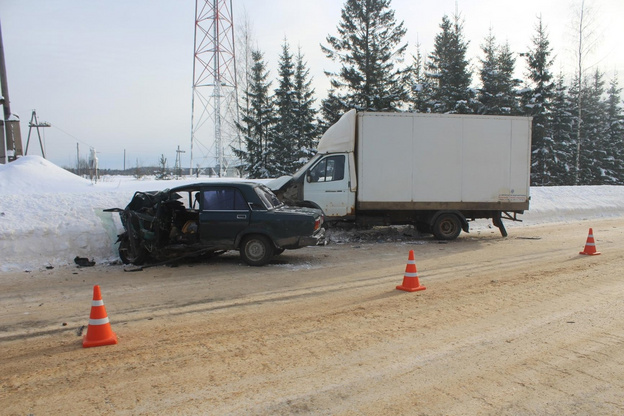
left=0, top=155, right=92, bottom=193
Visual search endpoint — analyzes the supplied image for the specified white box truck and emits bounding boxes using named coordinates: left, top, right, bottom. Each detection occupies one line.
left=270, top=110, right=532, bottom=239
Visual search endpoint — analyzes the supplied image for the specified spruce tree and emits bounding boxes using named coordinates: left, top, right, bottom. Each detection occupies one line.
left=477, top=30, right=499, bottom=114
left=319, top=88, right=346, bottom=129
left=605, top=76, right=624, bottom=183
left=479, top=33, right=523, bottom=115
left=235, top=50, right=275, bottom=179
left=321, top=0, right=409, bottom=123
left=272, top=41, right=298, bottom=175
left=521, top=17, right=555, bottom=185
left=496, top=42, right=521, bottom=114
left=409, top=42, right=434, bottom=113
left=292, top=49, right=318, bottom=168
left=567, top=70, right=608, bottom=185
left=567, top=73, right=582, bottom=183
left=549, top=73, right=576, bottom=185
left=579, top=70, right=608, bottom=184
left=427, top=14, right=474, bottom=114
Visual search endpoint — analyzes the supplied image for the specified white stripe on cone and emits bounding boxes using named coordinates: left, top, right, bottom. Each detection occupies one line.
left=89, top=317, right=110, bottom=326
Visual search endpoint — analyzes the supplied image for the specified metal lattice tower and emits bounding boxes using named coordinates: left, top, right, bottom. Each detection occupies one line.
left=190, top=0, right=240, bottom=177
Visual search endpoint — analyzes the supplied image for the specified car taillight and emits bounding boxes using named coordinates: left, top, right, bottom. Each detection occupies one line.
left=314, top=217, right=322, bottom=231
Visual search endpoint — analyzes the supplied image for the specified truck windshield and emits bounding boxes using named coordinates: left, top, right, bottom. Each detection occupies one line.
left=291, top=154, right=321, bottom=182
left=255, top=185, right=284, bottom=209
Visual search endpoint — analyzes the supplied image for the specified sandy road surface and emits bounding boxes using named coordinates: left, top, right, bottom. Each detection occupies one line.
left=1, top=218, right=624, bottom=415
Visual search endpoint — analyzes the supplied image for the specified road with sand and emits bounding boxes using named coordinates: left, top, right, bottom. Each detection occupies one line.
left=1, top=218, right=623, bottom=415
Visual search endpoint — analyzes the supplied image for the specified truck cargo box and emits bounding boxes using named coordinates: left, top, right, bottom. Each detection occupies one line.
left=356, top=112, right=531, bottom=212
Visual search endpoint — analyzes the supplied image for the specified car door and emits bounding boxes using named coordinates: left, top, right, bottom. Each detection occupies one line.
left=199, top=186, right=250, bottom=247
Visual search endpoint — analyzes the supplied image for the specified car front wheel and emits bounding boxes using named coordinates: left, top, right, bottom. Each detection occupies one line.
left=240, top=235, right=274, bottom=266
left=118, top=236, right=147, bottom=265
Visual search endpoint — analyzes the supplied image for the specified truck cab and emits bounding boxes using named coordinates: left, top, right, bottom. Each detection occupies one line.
left=304, top=153, right=355, bottom=217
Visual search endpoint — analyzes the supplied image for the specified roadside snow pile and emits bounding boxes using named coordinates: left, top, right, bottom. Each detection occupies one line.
left=523, top=185, right=624, bottom=223
left=0, top=156, right=92, bottom=193
left=1, top=155, right=624, bottom=273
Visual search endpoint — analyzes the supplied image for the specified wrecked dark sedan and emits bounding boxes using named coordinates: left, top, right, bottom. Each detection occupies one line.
left=105, top=182, right=325, bottom=266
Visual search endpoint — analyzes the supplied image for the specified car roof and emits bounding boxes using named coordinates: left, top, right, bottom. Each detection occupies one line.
left=168, top=181, right=262, bottom=193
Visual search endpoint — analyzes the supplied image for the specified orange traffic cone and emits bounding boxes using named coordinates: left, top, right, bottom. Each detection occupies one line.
left=579, top=228, right=601, bottom=256
left=83, top=285, right=118, bottom=348
left=396, top=250, right=426, bottom=292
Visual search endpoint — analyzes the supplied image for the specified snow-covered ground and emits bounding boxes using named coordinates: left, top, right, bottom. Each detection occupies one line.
left=1, top=155, right=623, bottom=273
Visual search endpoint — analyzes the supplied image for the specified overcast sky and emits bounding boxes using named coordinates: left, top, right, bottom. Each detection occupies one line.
left=1, top=0, right=622, bottom=170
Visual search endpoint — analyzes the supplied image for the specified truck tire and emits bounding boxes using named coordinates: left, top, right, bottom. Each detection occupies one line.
left=119, top=236, right=147, bottom=265
left=240, top=235, right=274, bottom=266
left=432, top=214, right=462, bottom=240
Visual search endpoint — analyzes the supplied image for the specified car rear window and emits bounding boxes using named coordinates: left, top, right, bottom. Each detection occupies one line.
left=255, top=185, right=283, bottom=209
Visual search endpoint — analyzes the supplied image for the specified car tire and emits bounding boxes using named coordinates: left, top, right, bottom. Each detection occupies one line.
left=240, top=235, right=274, bottom=266
left=432, top=213, right=462, bottom=240
left=119, top=236, right=147, bottom=265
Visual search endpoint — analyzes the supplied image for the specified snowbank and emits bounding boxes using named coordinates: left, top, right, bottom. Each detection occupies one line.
left=1, top=155, right=623, bottom=273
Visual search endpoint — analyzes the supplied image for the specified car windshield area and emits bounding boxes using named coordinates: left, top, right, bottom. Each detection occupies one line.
left=170, top=189, right=201, bottom=210
left=255, top=185, right=284, bottom=209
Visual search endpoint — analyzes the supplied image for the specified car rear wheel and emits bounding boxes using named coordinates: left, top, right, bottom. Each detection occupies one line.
left=240, top=235, right=274, bottom=266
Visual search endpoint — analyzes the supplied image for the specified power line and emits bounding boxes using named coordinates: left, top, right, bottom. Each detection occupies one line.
left=50, top=124, right=94, bottom=148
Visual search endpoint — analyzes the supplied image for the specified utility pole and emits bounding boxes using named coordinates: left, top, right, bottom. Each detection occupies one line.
left=25, top=110, right=50, bottom=158
left=174, top=145, right=185, bottom=178
left=190, top=0, right=240, bottom=177
left=76, top=143, right=80, bottom=176
left=0, top=18, right=23, bottom=164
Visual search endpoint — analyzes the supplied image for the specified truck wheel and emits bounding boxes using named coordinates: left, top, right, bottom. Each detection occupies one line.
left=432, top=214, right=462, bottom=240
left=119, top=237, right=147, bottom=265
left=240, top=235, right=274, bottom=266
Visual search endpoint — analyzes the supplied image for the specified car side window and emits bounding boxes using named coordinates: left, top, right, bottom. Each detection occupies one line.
left=308, top=155, right=345, bottom=182
left=202, top=188, right=248, bottom=211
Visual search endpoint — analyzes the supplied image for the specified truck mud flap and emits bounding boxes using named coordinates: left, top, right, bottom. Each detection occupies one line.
left=492, top=212, right=507, bottom=237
